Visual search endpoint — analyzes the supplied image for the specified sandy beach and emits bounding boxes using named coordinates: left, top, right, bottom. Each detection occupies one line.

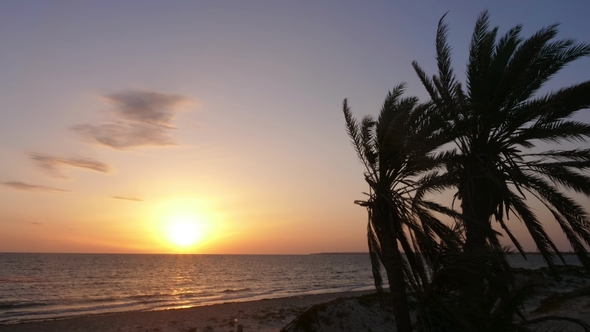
left=0, top=291, right=373, bottom=332
left=2, top=266, right=589, bottom=332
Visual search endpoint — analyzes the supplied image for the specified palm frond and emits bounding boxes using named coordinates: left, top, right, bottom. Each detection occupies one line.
left=488, top=25, right=523, bottom=107
left=467, top=10, right=499, bottom=104
left=360, top=115, right=378, bottom=169
left=412, top=60, right=442, bottom=105
left=524, top=148, right=590, bottom=163
left=496, top=23, right=559, bottom=107
left=515, top=120, right=590, bottom=145
left=342, top=99, right=365, bottom=163
left=528, top=163, right=590, bottom=195
left=434, top=12, right=459, bottom=105
left=508, top=193, right=561, bottom=271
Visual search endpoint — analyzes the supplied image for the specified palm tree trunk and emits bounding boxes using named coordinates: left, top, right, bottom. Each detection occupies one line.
left=460, top=199, right=487, bottom=314
left=460, top=163, right=495, bottom=254
left=458, top=168, right=496, bottom=321
left=462, top=202, right=490, bottom=253
left=382, top=239, right=413, bottom=332
left=374, top=197, right=413, bottom=332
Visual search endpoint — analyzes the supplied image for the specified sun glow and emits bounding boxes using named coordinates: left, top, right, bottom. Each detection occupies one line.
left=145, top=197, right=225, bottom=252
left=165, top=214, right=204, bottom=247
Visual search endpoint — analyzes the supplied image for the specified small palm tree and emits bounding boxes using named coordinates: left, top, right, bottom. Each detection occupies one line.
left=415, top=247, right=590, bottom=332
left=344, top=84, right=458, bottom=332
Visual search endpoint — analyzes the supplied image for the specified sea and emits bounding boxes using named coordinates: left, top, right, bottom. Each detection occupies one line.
left=0, top=253, right=582, bottom=325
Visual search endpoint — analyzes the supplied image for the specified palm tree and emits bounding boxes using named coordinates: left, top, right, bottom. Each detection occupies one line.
left=343, top=84, right=459, bottom=332
left=412, top=10, right=590, bottom=321
left=415, top=9, right=590, bottom=268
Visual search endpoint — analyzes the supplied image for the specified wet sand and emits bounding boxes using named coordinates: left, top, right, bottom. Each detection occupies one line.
left=0, top=290, right=372, bottom=332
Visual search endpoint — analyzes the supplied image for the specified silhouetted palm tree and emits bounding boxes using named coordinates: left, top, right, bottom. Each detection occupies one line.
left=343, top=84, right=459, bottom=332
left=415, top=10, right=590, bottom=269
left=412, top=10, right=590, bottom=325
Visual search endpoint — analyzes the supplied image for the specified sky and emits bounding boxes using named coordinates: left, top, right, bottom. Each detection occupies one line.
left=1, top=1, right=590, bottom=254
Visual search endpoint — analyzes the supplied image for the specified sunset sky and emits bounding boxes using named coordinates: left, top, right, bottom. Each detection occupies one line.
left=2, top=1, right=590, bottom=254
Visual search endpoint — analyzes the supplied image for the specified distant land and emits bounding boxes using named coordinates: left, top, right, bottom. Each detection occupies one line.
left=516, top=251, right=578, bottom=255
left=310, top=252, right=369, bottom=255
left=310, top=252, right=579, bottom=255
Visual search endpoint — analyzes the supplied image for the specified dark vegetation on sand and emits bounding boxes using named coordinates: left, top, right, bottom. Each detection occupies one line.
left=283, top=266, right=590, bottom=332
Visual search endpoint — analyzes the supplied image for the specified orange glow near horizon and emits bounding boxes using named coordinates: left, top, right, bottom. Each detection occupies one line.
left=144, top=197, right=222, bottom=253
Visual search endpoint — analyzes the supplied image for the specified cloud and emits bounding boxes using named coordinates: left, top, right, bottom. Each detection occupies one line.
left=111, top=196, right=144, bottom=202
left=2, top=181, right=71, bottom=193
left=73, top=90, right=192, bottom=150
left=105, top=90, right=190, bottom=127
left=72, top=123, right=174, bottom=150
left=29, top=153, right=112, bottom=178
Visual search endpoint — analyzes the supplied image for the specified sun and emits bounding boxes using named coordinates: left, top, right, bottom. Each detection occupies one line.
left=147, top=197, right=220, bottom=252
left=165, top=214, right=204, bottom=247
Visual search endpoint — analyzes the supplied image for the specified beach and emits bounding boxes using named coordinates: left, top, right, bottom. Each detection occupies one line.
left=0, top=290, right=373, bottom=332
left=3, top=265, right=590, bottom=332
left=2, top=255, right=589, bottom=332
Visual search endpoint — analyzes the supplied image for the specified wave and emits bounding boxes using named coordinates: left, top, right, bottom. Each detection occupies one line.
left=0, top=302, right=52, bottom=310
left=0, top=277, right=46, bottom=284
left=219, top=288, right=251, bottom=293
left=0, top=299, right=172, bottom=324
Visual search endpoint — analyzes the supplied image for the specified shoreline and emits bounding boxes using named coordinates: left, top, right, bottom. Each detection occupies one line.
left=0, top=287, right=375, bottom=326
left=0, top=290, right=374, bottom=332
left=3, top=264, right=588, bottom=332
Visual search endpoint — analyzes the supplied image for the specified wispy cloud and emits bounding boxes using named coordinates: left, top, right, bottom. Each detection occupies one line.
left=73, top=90, right=192, bottom=150
left=72, top=123, right=175, bottom=150
left=105, top=90, right=190, bottom=128
left=29, top=153, right=112, bottom=179
left=2, top=181, right=71, bottom=193
left=111, top=196, right=144, bottom=202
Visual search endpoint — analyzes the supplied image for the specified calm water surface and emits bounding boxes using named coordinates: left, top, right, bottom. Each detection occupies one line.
left=0, top=253, right=581, bottom=324
left=0, top=254, right=374, bottom=324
